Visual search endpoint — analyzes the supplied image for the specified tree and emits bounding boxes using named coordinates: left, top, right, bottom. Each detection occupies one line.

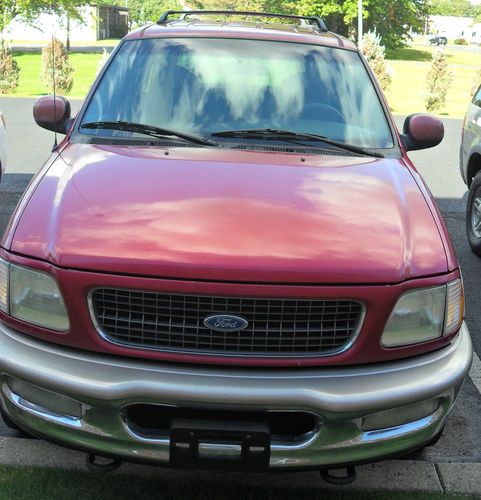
left=106, top=0, right=181, bottom=27
left=362, top=30, right=392, bottom=92
left=425, top=49, right=452, bottom=112
left=298, top=0, right=428, bottom=49
left=0, top=0, right=88, bottom=36
left=188, top=0, right=297, bottom=13
left=429, top=0, right=475, bottom=17
left=298, top=0, right=359, bottom=35
left=0, top=41, right=19, bottom=93
left=364, top=0, right=428, bottom=49
left=471, top=66, right=481, bottom=97
left=41, top=37, right=74, bottom=94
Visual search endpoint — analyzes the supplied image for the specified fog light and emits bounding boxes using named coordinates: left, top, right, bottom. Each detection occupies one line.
left=360, top=399, right=440, bottom=431
left=6, top=377, right=82, bottom=419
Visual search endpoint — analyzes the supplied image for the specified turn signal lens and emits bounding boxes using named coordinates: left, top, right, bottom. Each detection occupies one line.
left=444, top=279, right=464, bottom=335
left=0, top=258, right=8, bottom=313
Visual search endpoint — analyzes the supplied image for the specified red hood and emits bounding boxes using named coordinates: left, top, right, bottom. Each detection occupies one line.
left=8, top=144, right=447, bottom=284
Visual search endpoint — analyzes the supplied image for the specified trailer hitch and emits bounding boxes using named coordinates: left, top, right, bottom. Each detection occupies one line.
left=86, top=454, right=122, bottom=473
left=320, top=466, right=357, bottom=485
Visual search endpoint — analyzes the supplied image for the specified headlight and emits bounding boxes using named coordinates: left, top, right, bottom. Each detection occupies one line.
left=0, top=258, right=69, bottom=332
left=381, top=279, right=464, bottom=347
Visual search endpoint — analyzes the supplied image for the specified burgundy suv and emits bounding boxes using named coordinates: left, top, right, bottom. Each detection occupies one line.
left=0, top=11, right=472, bottom=476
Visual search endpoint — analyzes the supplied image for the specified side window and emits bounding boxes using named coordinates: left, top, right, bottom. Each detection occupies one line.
left=473, top=86, right=481, bottom=107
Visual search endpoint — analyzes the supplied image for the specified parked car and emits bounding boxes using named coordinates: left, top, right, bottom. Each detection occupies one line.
left=429, top=36, right=448, bottom=46
left=0, top=11, right=471, bottom=479
left=460, top=85, right=481, bottom=254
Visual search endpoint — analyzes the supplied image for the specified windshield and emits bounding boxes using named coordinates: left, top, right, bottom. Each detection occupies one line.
left=81, top=38, right=394, bottom=149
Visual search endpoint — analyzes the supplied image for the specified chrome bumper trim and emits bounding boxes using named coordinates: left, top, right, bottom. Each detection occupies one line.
left=361, top=406, right=444, bottom=443
left=6, top=385, right=82, bottom=429
left=0, top=322, right=472, bottom=469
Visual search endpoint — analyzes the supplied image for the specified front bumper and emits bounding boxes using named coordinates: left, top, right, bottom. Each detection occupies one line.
left=0, top=321, right=472, bottom=470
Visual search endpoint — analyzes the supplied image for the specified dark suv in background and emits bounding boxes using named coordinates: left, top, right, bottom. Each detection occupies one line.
left=429, top=36, right=448, bottom=46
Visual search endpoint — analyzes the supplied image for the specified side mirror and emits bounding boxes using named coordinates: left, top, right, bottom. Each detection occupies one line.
left=402, top=113, right=444, bottom=151
left=33, top=96, right=72, bottom=134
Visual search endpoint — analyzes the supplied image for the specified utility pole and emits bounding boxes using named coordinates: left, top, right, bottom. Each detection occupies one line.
left=358, top=0, right=363, bottom=49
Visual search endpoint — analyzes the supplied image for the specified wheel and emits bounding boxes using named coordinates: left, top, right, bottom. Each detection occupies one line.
left=466, top=172, right=481, bottom=256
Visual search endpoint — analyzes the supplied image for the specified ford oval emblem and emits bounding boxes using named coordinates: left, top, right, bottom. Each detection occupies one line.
left=203, top=314, right=249, bottom=332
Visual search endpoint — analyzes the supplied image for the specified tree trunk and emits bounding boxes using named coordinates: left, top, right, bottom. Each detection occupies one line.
left=66, top=15, right=70, bottom=52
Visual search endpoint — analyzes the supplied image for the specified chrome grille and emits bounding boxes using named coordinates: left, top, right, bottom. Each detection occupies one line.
left=90, top=289, right=364, bottom=357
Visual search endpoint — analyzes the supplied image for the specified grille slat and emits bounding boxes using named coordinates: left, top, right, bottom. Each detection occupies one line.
left=91, top=289, right=364, bottom=357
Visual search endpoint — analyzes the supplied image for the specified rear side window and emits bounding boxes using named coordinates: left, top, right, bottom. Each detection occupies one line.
left=82, top=37, right=394, bottom=149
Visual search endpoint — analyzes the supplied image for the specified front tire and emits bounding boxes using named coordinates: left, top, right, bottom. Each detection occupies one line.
left=466, top=172, right=481, bottom=255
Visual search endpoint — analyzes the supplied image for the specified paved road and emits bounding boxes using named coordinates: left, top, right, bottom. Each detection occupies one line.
left=0, top=97, right=83, bottom=174
left=0, top=97, right=480, bottom=463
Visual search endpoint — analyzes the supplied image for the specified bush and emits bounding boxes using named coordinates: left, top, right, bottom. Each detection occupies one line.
left=41, top=38, right=74, bottom=95
left=471, top=66, right=481, bottom=97
left=425, top=49, right=452, bottom=113
left=361, top=30, right=392, bottom=92
left=454, top=38, right=469, bottom=45
left=0, top=41, right=20, bottom=94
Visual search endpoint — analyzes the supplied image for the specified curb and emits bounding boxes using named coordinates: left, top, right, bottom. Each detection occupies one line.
left=0, top=436, right=479, bottom=495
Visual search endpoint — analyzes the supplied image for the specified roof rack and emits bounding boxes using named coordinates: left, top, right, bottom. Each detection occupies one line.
left=157, top=10, right=328, bottom=32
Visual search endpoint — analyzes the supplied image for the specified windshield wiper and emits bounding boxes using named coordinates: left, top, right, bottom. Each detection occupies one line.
left=81, top=121, right=221, bottom=147
left=211, top=128, right=384, bottom=158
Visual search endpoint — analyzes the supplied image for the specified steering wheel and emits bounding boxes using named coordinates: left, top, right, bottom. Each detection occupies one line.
left=302, top=103, right=345, bottom=123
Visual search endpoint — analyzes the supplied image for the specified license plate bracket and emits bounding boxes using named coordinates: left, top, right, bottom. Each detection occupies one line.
left=170, top=418, right=270, bottom=471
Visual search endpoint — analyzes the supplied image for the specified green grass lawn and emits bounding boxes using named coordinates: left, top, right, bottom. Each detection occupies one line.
left=4, top=45, right=481, bottom=117
left=385, top=46, right=481, bottom=117
left=11, top=52, right=103, bottom=99
left=0, top=464, right=474, bottom=499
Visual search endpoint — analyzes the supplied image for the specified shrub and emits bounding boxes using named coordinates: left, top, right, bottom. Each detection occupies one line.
left=41, top=38, right=74, bottom=95
left=425, top=49, right=452, bottom=113
left=471, top=67, right=481, bottom=97
left=0, top=41, right=20, bottom=94
left=361, top=30, right=392, bottom=92
left=454, top=38, right=469, bottom=45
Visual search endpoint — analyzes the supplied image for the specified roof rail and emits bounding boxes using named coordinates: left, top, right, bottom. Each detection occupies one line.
left=157, top=10, right=328, bottom=32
